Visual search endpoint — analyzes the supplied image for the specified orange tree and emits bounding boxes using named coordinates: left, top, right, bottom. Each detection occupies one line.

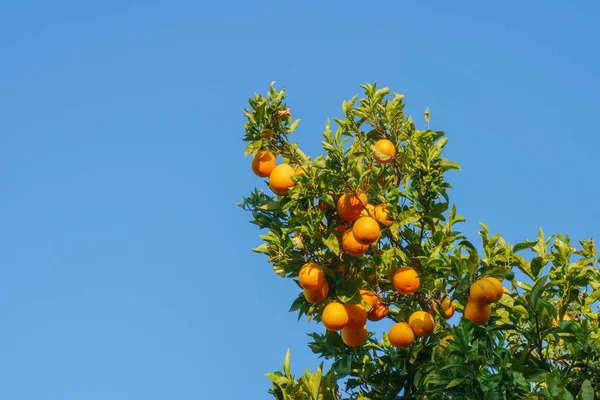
left=239, top=83, right=599, bottom=400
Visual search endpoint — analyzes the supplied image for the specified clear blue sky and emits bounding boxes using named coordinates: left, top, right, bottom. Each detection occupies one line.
left=1, top=1, right=599, bottom=399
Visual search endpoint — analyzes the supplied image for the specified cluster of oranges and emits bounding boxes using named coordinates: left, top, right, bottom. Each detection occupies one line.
left=250, top=139, right=502, bottom=348
left=386, top=269, right=456, bottom=348
left=298, top=260, right=392, bottom=347
left=251, top=149, right=305, bottom=195
left=464, top=277, right=504, bottom=325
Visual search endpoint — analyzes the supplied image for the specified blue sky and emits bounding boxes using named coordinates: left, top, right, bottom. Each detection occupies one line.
left=1, top=1, right=599, bottom=399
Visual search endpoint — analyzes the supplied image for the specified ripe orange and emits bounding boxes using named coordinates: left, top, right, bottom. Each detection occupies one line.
left=322, top=302, right=349, bottom=331
left=352, top=217, right=381, bottom=245
left=252, top=150, right=276, bottom=177
left=337, top=193, right=367, bottom=222
left=341, top=324, right=368, bottom=347
left=373, top=139, right=396, bottom=163
left=393, top=267, right=420, bottom=295
left=442, top=298, right=455, bottom=319
left=374, top=204, right=393, bottom=226
left=464, top=300, right=491, bottom=325
left=388, top=322, right=414, bottom=349
left=408, top=311, right=435, bottom=337
left=337, top=194, right=362, bottom=221
left=341, top=229, right=369, bottom=256
left=345, top=304, right=368, bottom=330
left=269, top=164, right=296, bottom=195
left=298, top=262, right=324, bottom=290
left=469, top=279, right=498, bottom=305
left=346, top=190, right=368, bottom=208
left=483, top=277, right=503, bottom=302
left=368, top=302, right=389, bottom=321
left=304, top=281, right=329, bottom=304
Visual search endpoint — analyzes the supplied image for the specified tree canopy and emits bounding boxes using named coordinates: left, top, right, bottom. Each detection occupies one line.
left=239, top=83, right=599, bottom=400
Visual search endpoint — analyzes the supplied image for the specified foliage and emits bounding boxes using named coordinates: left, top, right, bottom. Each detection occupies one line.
left=239, top=82, right=600, bottom=399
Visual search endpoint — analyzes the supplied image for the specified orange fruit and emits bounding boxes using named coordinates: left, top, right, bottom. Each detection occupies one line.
left=252, top=150, right=276, bottom=177
left=352, top=217, right=381, bottom=245
left=298, top=262, right=324, bottom=290
left=337, top=194, right=362, bottom=221
left=318, top=201, right=329, bottom=211
left=360, top=204, right=376, bottom=218
left=388, top=322, right=414, bottom=349
left=368, top=302, right=389, bottom=322
left=337, top=193, right=367, bottom=222
left=341, top=229, right=369, bottom=256
left=408, top=311, right=435, bottom=337
left=322, top=302, right=349, bottom=331
left=373, top=139, right=396, bottom=163
left=442, top=298, right=455, bottom=319
left=374, top=204, right=393, bottom=227
left=345, top=304, right=368, bottom=330
left=464, top=300, right=491, bottom=325
left=346, top=190, right=368, bottom=208
left=269, top=164, right=296, bottom=195
left=360, top=289, right=378, bottom=308
left=304, top=281, right=329, bottom=304
left=483, top=277, right=503, bottom=302
left=469, top=279, right=498, bottom=305
left=359, top=289, right=389, bottom=321
left=393, top=267, right=420, bottom=295
left=341, top=324, right=368, bottom=347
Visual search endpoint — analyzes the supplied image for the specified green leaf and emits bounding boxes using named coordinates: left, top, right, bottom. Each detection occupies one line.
left=273, top=264, right=286, bottom=278
left=336, top=280, right=362, bottom=304
left=513, top=241, right=537, bottom=253
left=252, top=243, right=269, bottom=253
left=530, top=257, right=547, bottom=278
left=309, top=364, right=322, bottom=397
left=289, top=294, right=305, bottom=312
left=424, top=107, right=430, bottom=127
left=533, top=227, right=549, bottom=258
left=579, top=379, right=594, bottom=400
left=322, top=232, right=340, bottom=256
left=446, top=377, right=466, bottom=389
left=244, top=140, right=263, bottom=157
left=283, top=349, right=291, bottom=377
left=265, top=372, right=290, bottom=387
left=396, top=210, right=420, bottom=226
left=584, top=289, right=600, bottom=307
left=530, top=275, right=548, bottom=305
left=546, top=369, right=574, bottom=400
left=288, top=119, right=301, bottom=133
left=259, top=201, right=281, bottom=211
